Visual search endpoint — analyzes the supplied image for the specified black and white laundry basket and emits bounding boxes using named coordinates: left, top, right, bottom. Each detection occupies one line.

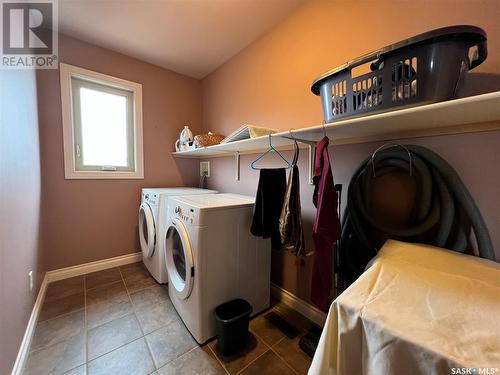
left=311, top=25, right=487, bottom=123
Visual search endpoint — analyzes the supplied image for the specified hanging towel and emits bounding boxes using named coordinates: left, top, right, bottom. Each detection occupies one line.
left=251, top=168, right=287, bottom=249
left=279, top=142, right=305, bottom=256
left=311, top=136, right=341, bottom=312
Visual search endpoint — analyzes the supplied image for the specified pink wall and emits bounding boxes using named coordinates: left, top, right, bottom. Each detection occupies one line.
left=202, top=0, right=500, bottom=134
left=0, top=70, right=44, bottom=374
left=201, top=0, right=500, bottom=302
left=206, top=132, right=500, bottom=300
left=38, top=35, right=199, bottom=271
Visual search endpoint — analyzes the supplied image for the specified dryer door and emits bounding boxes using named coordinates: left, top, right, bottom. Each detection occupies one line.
left=139, top=203, right=155, bottom=258
left=165, top=219, right=194, bottom=300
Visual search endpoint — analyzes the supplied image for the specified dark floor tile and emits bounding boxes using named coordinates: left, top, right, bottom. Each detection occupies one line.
left=209, top=333, right=269, bottom=374
left=135, top=300, right=179, bottom=334
left=250, top=313, right=286, bottom=346
left=86, top=280, right=128, bottom=306
left=124, top=274, right=157, bottom=294
left=239, top=350, right=294, bottom=375
left=145, top=320, right=197, bottom=368
left=45, top=276, right=84, bottom=303
left=119, top=262, right=148, bottom=279
left=201, top=344, right=220, bottom=363
left=39, top=292, right=85, bottom=322
left=24, top=332, right=86, bottom=375
left=85, top=267, right=122, bottom=290
left=157, top=347, right=225, bottom=375
left=88, top=313, right=143, bottom=360
left=130, top=284, right=169, bottom=310
left=86, top=294, right=133, bottom=330
left=121, top=263, right=157, bottom=293
left=31, top=310, right=85, bottom=352
left=87, top=338, right=155, bottom=375
left=273, top=336, right=311, bottom=375
left=32, top=265, right=314, bottom=375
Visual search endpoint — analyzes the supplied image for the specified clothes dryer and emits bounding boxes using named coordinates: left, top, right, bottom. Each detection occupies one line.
left=164, top=193, right=271, bottom=343
left=138, top=188, right=216, bottom=283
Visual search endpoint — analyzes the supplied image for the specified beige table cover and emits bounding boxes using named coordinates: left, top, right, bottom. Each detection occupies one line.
left=309, top=240, right=500, bottom=375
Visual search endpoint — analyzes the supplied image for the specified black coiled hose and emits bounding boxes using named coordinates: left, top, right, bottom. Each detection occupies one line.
left=339, top=145, right=495, bottom=285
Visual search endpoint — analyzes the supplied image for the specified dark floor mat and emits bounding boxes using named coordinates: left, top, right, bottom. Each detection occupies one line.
left=264, top=311, right=300, bottom=339
left=299, top=325, right=322, bottom=358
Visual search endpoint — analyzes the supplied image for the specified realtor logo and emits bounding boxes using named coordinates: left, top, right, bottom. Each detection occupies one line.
left=1, top=0, right=58, bottom=68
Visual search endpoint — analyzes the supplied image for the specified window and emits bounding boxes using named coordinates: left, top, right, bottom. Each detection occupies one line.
left=60, top=63, right=144, bottom=179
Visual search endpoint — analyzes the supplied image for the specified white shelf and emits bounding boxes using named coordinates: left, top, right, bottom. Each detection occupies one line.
left=172, top=91, right=500, bottom=159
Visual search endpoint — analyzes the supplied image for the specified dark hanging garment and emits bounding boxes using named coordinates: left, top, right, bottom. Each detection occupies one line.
left=251, top=168, right=287, bottom=249
left=311, top=136, right=341, bottom=312
left=279, top=142, right=305, bottom=256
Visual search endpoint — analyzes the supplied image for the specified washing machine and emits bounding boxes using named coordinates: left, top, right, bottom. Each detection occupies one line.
left=164, top=193, right=271, bottom=344
left=138, top=188, right=217, bottom=283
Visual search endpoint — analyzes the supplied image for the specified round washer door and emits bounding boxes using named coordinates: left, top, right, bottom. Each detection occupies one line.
left=165, top=219, right=194, bottom=300
left=138, top=203, right=155, bottom=258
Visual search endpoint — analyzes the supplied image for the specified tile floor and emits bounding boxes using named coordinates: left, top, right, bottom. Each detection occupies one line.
left=24, top=263, right=314, bottom=375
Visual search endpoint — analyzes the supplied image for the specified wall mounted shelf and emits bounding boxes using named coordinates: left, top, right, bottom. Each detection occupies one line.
left=172, top=91, right=500, bottom=182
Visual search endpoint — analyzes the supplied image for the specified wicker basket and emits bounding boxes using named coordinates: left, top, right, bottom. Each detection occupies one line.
left=194, top=132, right=225, bottom=147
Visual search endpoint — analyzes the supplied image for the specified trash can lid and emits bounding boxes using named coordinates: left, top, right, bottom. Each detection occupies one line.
left=215, top=299, right=253, bottom=323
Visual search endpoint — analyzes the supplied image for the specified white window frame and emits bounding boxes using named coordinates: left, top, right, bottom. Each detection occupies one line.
left=60, top=63, right=144, bottom=179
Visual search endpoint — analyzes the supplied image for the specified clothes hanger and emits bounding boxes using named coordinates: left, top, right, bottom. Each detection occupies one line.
left=251, top=134, right=292, bottom=170
left=289, top=129, right=299, bottom=167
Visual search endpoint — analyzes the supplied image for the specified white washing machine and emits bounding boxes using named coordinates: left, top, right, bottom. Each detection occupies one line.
left=138, top=188, right=217, bottom=283
left=164, top=193, right=271, bottom=344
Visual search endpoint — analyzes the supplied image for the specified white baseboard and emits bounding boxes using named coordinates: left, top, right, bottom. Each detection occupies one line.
left=11, top=274, right=49, bottom=375
left=11, top=252, right=142, bottom=374
left=271, top=283, right=327, bottom=327
left=46, top=252, right=142, bottom=283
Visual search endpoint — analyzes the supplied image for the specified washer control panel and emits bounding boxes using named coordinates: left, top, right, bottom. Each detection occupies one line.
left=175, top=205, right=195, bottom=224
left=143, top=193, right=158, bottom=205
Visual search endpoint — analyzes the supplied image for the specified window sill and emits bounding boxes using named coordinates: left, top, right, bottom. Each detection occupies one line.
left=64, top=170, right=144, bottom=180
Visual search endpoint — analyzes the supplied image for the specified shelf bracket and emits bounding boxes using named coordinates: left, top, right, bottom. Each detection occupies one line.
left=281, top=136, right=316, bottom=185
left=234, top=152, right=240, bottom=181
left=307, top=143, right=315, bottom=185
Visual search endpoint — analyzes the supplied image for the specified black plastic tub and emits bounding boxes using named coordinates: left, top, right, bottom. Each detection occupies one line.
left=214, top=299, right=253, bottom=356
left=311, top=25, right=487, bottom=123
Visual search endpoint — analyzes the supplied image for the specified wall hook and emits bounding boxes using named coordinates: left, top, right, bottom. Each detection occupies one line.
left=370, top=143, right=413, bottom=178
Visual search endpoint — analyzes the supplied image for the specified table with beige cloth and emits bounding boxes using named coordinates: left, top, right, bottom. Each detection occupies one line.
left=309, top=240, right=500, bottom=375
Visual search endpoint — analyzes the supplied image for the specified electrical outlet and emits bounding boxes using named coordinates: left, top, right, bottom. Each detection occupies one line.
left=200, top=161, right=210, bottom=177
left=28, top=271, right=33, bottom=291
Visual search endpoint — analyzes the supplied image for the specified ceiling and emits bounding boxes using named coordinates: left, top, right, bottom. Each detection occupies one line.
left=59, top=0, right=305, bottom=79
